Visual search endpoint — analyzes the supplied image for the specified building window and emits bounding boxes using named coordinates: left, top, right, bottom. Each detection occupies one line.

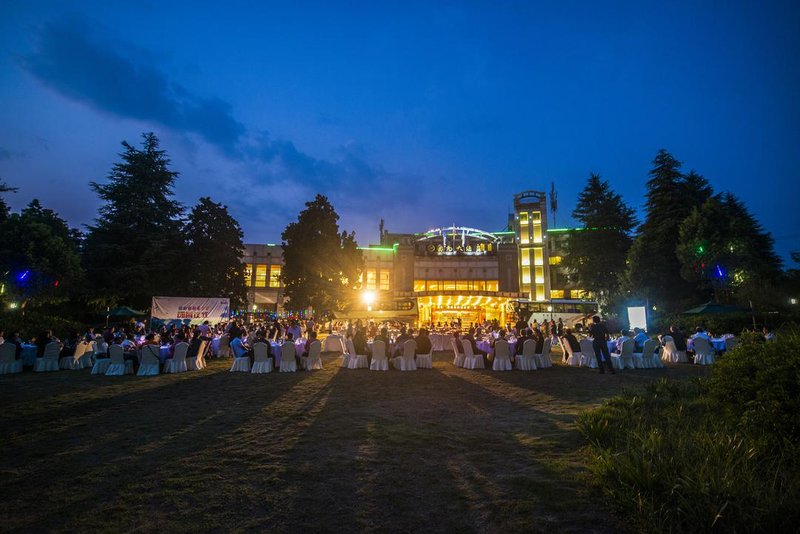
left=455, top=280, right=468, bottom=291
left=414, top=280, right=426, bottom=292
left=486, top=281, right=499, bottom=292
left=366, top=269, right=377, bottom=290
left=255, top=264, right=267, bottom=288
left=572, top=289, right=587, bottom=299
left=427, top=280, right=439, bottom=291
left=549, top=256, right=562, bottom=265
left=521, top=266, right=531, bottom=285
left=534, top=248, right=544, bottom=266
left=443, top=280, right=456, bottom=291
left=379, top=271, right=390, bottom=291
left=269, top=265, right=282, bottom=288
left=244, top=263, right=253, bottom=286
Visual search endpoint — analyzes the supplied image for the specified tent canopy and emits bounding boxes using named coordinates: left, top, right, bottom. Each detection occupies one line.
left=682, top=302, right=748, bottom=315
left=108, top=306, right=147, bottom=317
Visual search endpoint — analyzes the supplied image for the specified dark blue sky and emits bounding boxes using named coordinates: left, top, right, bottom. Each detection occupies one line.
left=1, top=1, right=798, bottom=261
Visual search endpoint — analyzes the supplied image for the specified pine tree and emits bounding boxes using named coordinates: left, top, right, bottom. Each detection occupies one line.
left=0, top=180, right=18, bottom=221
left=83, top=133, right=185, bottom=309
left=184, top=197, right=247, bottom=307
left=625, top=150, right=712, bottom=310
left=281, top=195, right=363, bottom=315
left=562, top=174, right=636, bottom=309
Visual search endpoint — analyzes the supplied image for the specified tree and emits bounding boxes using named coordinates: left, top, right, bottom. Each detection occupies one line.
left=281, top=195, right=363, bottom=315
left=678, top=193, right=782, bottom=306
left=82, top=133, right=184, bottom=309
left=183, top=197, right=247, bottom=307
left=625, top=150, right=713, bottom=310
left=0, top=200, right=84, bottom=307
left=562, top=174, right=637, bottom=309
left=0, top=180, right=18, bottom=221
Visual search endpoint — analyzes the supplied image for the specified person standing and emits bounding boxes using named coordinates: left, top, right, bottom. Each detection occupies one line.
left=589, top=316, right=615, bottom=374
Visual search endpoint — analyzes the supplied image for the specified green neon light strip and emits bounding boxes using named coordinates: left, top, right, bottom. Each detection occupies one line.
left=492, top=231, right=515, bottom=235
left=357, top=247, right=395, bottom=251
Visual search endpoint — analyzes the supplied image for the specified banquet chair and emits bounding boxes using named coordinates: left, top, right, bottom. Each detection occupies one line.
left=563, top=339, right=581, bottom=367
left=187, top=340, right=208, bottom=371
left=251, top=342, right=273, bottom=374
left=579, top=339, right=597, bottom=368
left=95, top=341, right=109, bottom=359
left=304, top=340, right=324, bottom=370
left=229, top=346, right=251, bottom=373
left=0, top=343, right=22, bottom=374
left=35, top=341, right=61, bottom=372
left=60, top=342, right=86, bottom=370
left=80, top=341, right=96, bottom=369
left=461, top=339, right=484, bottom=370
left=416, top=344, right=433, bottom=369
left=280, top=340, right=298, bottom=372
left=492, top=339, right=513, bottom=371
left=346, top=339, right=369, bottom=369
left=339, top=337, right=352, bottom=368
left=105, top=345, right=133, bottom=375
left=535, top=339, right=553, bottom=369
left=217, top=334, right=231, bottom=358
left=639, top=339, right=663, bottom=369
left=451, top=339, right=465, bottom=368
left=516, top=339, right=537, bottom=371
left=724, top=337, right=738, bottom=352
left=91, top=348, right=112, bottom=375
left=692, top=337, right=715, bottom=365
left=165, top=342, right=189, bottom=373
left=392, top=339, right=417, bottom=371
left=138, top=345, right=161, bottom=376
left=660, top=336, right=687, bottom=363
left=370, top=340, right=389, bottom=371
left=612, top=339, right=635, bottom=370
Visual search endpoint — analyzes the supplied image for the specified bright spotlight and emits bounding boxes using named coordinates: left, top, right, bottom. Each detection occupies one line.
left=362, top=291, right=376, bottom=306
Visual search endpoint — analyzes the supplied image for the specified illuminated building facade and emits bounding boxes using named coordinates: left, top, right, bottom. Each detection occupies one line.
left=243, top=190, right=597, bottom=324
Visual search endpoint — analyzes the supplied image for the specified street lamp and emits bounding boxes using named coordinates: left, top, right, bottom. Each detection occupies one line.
left=362, top=290, right=376, bottom=312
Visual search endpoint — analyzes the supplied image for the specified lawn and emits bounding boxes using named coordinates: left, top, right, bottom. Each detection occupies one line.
left=0, top=352, right=706, bottom=533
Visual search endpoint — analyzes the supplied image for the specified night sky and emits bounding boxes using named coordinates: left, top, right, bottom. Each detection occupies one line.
left=1, top=2, right=798, bottom=260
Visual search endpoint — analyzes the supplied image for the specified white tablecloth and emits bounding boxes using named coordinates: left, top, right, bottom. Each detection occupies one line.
left=270, top=339, right=307, bottom=366
left=687, top=337, right=727, bottom=352
left=322, top=335, right=347, bottom=353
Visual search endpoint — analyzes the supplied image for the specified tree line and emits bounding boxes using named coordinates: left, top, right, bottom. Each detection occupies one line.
left=0, top=133, right=247, bottom=315
left=563, top=149, right=792, bottom=314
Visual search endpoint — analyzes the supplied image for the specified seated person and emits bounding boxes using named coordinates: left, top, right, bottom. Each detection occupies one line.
left=692, top=327, right=711, bottom=340
left=415, top=328, right=432, bottom=357
left=229, top=327, right=254, bottom=365
left=464, top=327, right=490, bottom=367
left=561, top=328, right=581, bottom=355
left=352, top=328, right=368, bottom=356
left=615, top=330, right=632, bottom=353
left=186, top=331, right=202, bottom=359
left=451, top=331, right=464, bottom=354
left=664, top=325, right=687, bottom=351
left=371, top=327, right=391, bottom=356
left=763, top=326, right=776, bottom=342
left=393, top=327, right=411, bottom=357
left=632, top=328, right=649, bottom=352
left=301, top=331, right=318, bottom=357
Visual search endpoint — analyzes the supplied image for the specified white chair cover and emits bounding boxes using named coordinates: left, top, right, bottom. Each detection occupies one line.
left=0, top=343, right=22, bottom=374
left=60, top=342, right=86, bottom=370
left=416, top=339, right=433, bottom=369
left=392, top=339, right=417, bottom=371
left=612, top=339, right=635, bottom=370
left=461, top=339, right=484, bottom=370
left=35, top=341, right=61, bottom=372
left=251, top=342, right=273, bottom=373
left=515, top=339, right=537, bottom=371
left=640, top=339, right=663, bottom=369
left=187, top=340, right=208, bottom=371
left=280, top=340, right=297, bottom=372
left=578, top=339, right=597, bottom=368
left=563, top=339, right=581, bottom=367
left=303, top=340, right=324, bottom=370
left=137, top=345, right=160, bottom=376
left=492, top=339, right=513, bottom=371
left=535, top=339, right=553, bottom=369
left=693, top=337, right=716, bottom=365
left=451, top=339, right=465, bottom=368
left=217, top=334, right=231, bottom=358
left=90, top=356, right=111, bottom=375
left=370, top=340, right=389, bottom=371
left=230, top=355, right=251, bottom=372
left=165, top=342, right=189, bottom=373
left=79, top=341, right=96, bottom=369
left=105, top=345, right=133, bottom=375
left=346, top=339, right=369, bottom=369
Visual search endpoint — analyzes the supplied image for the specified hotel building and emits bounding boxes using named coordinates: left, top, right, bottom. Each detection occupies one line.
left=242, top=190, right=597, bottom=325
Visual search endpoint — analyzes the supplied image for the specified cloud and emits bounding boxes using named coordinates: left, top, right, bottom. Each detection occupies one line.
left=17, top=16, right=422, bottom=243
left=20, top=18, right=244, bottom=155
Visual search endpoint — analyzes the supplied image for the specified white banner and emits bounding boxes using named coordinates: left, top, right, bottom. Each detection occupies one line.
left=151, top=296, right=230, bottom=325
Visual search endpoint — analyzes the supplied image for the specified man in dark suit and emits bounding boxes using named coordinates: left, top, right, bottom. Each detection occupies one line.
left=588, top=316, right=615, bottom=374
left=415, top=328, right=432, bottom=357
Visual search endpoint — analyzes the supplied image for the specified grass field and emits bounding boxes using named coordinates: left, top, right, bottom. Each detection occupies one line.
left=0, top=352, right=706, bottom=533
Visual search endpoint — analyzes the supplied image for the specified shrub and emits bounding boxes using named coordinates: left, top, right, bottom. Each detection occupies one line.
left=579, top=376, right=800, bottom=532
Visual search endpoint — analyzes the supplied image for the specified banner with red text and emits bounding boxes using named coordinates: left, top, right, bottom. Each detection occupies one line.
left=151, top=296, right=230, bottom=326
